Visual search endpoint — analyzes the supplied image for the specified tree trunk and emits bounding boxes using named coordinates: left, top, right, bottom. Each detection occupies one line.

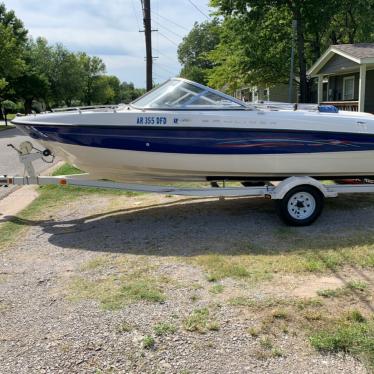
left=45, top=100, right=52, bottom=112
left=312, top=32, right=321, bottom=62
left=24, top=98, right=33, bottom=114
left=294, top=9, right=307, bottom=103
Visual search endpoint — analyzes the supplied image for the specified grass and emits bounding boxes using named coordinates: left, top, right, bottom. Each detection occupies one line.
left=183, top=308, right=220, bottom=333
left=346, top=280, right=368, bottom=291
left=196, top=254, right=271, bottom=283
left=247, top=326, right=260, bottom=337
left=0, top=124, right=15, bottom=131
left=309, top=311, right=374, bottom=368
left=229, top=292, right=373, bottom=369
left=317, top=288, right=342, bottom=298
left=69, top=276, right=165, bottom=310
left=229, top=296, right=257, bottom=307
left=271, top=308, right=289, bottom=320
left=209, top=284, right=224, bottom=294
left=228, top=296, right=322, bottom=311
left=142, top=335, right=155, bottom=349
left=80, top=256, right=113, bottom=271
left=257, top=336, right=284, bottom=358
left=5, top=113, right=16, bottom=120
left=117, top=321, right=133, bottom=333
left=259, top=336, right=274, bottom=349
left=317, top=280, right=368, bottom=298
left=154, top=322, right=177, bottom=336
left=191, top=244, right=374, bottom=282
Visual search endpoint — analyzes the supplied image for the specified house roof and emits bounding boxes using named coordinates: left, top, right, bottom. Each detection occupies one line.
left=308, top=43, right=374, bottom=77
left=333, top=43, right=374, bottom=59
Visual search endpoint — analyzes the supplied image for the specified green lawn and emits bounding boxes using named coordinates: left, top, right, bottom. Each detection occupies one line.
left=0, top=124, right=15, bottom=131
left=4, top=113, right=16, bottom=120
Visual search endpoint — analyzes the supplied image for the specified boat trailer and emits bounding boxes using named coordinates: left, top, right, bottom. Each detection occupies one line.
left=2, top=141, right=374, bottom=226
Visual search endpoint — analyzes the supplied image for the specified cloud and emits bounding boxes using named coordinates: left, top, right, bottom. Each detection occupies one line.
left=3, top=0, right=212, bottom=87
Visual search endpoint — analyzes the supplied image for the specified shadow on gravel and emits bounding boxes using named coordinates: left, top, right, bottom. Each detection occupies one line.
left=2, top=195, right=374, bottom=257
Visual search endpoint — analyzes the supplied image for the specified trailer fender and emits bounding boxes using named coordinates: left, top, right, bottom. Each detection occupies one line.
left=269, top=176, right=337, bottom=200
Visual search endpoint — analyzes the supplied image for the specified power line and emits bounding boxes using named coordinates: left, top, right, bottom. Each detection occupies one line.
left=153, top=19, right=185, bottom=39
left=153, top=72, right=171, bottom=81
left=187, top=0, right=210, bottom=20
left=131, top=0, right=141, bottom=30
left=153, top=12, right=189, bottom=32
left=153, top=48, right=179, bottom=64
left=158, top=31, right=179, bottom=47
left=154, top=63, right=177, bottom=76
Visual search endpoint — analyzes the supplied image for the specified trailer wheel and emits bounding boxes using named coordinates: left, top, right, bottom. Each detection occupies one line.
left=276, top=185, right=324, bottom=226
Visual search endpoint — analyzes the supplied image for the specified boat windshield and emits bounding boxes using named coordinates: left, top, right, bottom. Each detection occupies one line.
left=131, top=78, right=247, bottom=110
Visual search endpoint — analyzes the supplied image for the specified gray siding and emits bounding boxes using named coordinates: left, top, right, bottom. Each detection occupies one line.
left=256, top=84, right=297, bottom=102
left=269, top=83, right=297, bottom=102
left=365, top=69, right=374, bottom=113
left=327, top=73, right=359, bottom=101
left=237, top=84, right=297, bottom=103
left=318, top=54, right=359, bottom=75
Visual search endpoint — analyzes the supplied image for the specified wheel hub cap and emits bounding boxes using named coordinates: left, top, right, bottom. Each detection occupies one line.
left=287, top=192, right=316, bottom=220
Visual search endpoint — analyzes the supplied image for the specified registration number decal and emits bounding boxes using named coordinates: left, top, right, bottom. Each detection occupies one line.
left=137, top=116, right=167, bottom=125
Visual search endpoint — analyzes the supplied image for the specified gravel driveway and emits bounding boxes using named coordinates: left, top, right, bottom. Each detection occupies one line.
left=0, top=192, right=372, bottom=374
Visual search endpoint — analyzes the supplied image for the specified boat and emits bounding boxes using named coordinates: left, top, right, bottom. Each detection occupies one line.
left=11, top=77, right=374, bottom=183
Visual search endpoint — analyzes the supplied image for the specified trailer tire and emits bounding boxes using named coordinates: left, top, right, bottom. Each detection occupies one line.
left=276, top=185, right=324, bottom=226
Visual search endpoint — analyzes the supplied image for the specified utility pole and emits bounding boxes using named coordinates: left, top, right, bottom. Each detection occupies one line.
left=142, top=0, right=153, bottom=91
left=288, top=20, right=297, bottom=103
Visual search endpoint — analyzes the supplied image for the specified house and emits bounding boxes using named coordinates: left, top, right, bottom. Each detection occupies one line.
left=308, top=43, right=374, bottom=113
left=234, top=82, right=298, bottom=103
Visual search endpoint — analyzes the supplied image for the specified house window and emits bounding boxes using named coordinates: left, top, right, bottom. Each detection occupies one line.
left=343, top=76, right=355, bottom=100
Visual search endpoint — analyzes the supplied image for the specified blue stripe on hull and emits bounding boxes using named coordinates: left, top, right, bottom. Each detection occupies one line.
left=18, top=125, right=374, bottom=155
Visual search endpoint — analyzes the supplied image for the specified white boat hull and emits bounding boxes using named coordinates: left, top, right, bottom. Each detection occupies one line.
left=45, top=141, right=374, bottom=182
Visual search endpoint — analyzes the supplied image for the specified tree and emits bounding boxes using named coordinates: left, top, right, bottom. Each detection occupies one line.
left=49, top=44, right=85, bottom=107
left=88, top=75, right=121, bottom=105
left=210, top=0, right=374, bottom=101
left=207, top=7, right=293, bottom=92
left=1, top=99, right=16, bottom=125
left=10, top=38, right=52, bottom=112
left=178, top=19, right=221, bottom=84
left=326, top=0, right=374, bottom=44
left=0, top=24, right=25, bottom=84
left=0, top=3, right=28, bottom=93
left=119, top=82, right=146, bottom=103
left=0, top=3, right=28, bottom=45
left=79, top=53, right=106, bottom=105
left=210, top=0, right=323, bottom=101
left=104, top=75, right=121, bottom=103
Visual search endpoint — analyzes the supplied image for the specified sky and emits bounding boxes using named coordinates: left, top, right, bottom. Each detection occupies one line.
left=3, top=0, right=212, bottom=88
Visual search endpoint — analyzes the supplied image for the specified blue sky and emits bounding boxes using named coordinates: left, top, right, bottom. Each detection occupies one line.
left=3, top=0, right=212, bottom=87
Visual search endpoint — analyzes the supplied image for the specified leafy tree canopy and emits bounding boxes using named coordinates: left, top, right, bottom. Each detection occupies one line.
left=206, top=0, right=374, bottom=100
left=0, top=3, right=28, bottom=90
left=178, top=19, right=221, bottom=84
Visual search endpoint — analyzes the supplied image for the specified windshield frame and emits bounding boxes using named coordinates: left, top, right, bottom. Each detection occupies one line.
left=130, top=77, right=249, bottom=111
